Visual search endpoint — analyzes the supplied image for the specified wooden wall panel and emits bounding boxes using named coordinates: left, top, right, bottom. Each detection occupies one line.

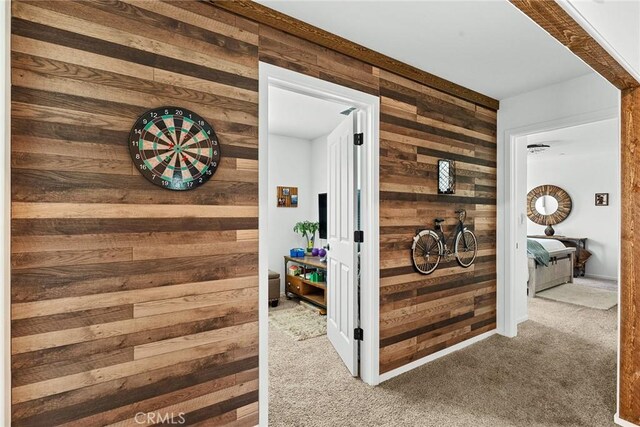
left=243, top=12, right=497, bottom=375
left=11, top=0, right=496, bottom=423
left=10, top=1, right=259, bottom=425
left=620, top=86, right=640, bottom=424
left=378, top=70, right=497, bottom=373
left=254, top=21, right=497, bottom=374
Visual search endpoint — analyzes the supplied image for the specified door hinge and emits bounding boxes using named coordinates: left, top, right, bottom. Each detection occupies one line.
left=354, top=230, right=364, bottom=243
left=354, top=132, right=364, bottom=146
left=354, top=327, right=363, bottom=341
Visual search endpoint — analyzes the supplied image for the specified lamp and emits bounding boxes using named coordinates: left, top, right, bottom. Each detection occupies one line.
left=438, top=159, right=455, bottom=195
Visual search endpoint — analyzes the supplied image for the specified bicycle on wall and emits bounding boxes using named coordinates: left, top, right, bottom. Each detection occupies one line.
left=411, top=209, right=478, bottom=275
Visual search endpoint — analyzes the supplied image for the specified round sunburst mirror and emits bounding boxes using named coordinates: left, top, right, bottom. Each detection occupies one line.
left=527, top=185, right=572, bottom=225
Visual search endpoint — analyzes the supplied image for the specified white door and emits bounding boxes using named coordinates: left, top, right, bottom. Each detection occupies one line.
left=327, top=112, right=359, bottom=376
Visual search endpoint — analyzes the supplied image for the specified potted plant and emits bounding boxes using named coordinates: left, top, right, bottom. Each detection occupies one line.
left=293, top=221, right=320, bottom=253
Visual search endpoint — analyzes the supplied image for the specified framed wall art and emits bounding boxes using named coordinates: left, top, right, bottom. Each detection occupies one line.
left=277, top=186, right=298, bottom=207
left=595, top=193, right=609, bottom=206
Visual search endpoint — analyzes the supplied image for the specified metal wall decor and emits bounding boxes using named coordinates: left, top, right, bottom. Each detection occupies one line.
left=411, top=209, right=477, bottom=275
left=527, top=184, right=572, bottom=226
left=437, top=159, right=455, bottom=194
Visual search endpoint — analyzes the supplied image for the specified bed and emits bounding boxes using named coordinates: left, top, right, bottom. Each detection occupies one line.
left=527, top=238, right=576, bottom=298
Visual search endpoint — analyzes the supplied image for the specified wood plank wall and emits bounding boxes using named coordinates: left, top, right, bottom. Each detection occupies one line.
left=10, top=1, right=260, bottom=425
left=377, top=72, right=497, bottom=373
left=10, top=0, right=496, bottom=424
left=241, top=13, right=498, bottom=375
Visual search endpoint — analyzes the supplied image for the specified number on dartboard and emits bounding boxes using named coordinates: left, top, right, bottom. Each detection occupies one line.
left=128, top=106, right=221, bottom=191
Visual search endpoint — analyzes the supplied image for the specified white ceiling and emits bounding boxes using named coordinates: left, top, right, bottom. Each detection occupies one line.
left=527, top=118, right=618, bottom=160
left=269, top=86, right=351, bottom=140
left=257, top=0, right=594, bottom=100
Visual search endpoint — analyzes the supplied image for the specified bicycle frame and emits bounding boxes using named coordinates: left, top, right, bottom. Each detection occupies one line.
left=434, top=218, right=467, bottom=254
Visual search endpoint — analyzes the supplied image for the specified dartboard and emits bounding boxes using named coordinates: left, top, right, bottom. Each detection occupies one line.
left=129, top=106, right=220, bottom=191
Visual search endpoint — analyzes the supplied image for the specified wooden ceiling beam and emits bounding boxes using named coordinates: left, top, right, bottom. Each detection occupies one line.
left=510, top=0, right=639, bottom=90
left=211, top=0, right=500, bottom=110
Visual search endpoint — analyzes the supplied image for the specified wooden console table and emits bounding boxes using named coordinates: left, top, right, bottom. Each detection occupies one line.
left=528, top=235, right=588, bottom=277
left=284, top=256, right=327, bottom=314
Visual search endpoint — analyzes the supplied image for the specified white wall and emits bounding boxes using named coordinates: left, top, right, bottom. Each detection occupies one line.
left=267, top=134, right=314, bottom=292
left=564, top=0, right=640, bottom=78
left=310, top=134, right=328, bottom=247
left=498, top=73, right=619, bottom=130
left=526, top=120, right=620, bottom=280
left=497, top=72, right=619, bottom=327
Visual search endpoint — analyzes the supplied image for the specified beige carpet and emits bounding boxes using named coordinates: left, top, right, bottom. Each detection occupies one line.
left=269, top=298, right=617, bottom=426
left=269, top=305, right=326, bottom=341
left=537, top=283, right=617, bottom=310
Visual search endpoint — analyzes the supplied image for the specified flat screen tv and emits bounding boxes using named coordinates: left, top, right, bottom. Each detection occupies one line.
left=318, top=193, right=327, bottom=239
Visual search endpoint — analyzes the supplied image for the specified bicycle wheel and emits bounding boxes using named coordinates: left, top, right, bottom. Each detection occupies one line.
left=455, top=229, right=477, bottom=268
left=411, top=230, right=442, bottom=274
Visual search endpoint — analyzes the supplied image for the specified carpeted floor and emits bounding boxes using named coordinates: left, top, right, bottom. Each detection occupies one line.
left=269, top=298, right=617, bottom=426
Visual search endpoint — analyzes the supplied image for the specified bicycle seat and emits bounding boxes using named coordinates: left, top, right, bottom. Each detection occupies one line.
left=434, top=218, right=445, bottom=224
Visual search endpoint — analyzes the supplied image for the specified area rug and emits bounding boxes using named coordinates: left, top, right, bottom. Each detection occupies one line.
left=269, top=305, right=326, bottom=341
left=537, top=282, right=617, bottom=310
left=574, top=276, right=618, bottom=292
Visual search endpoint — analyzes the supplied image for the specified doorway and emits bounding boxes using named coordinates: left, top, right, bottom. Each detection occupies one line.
left=501, top=107, right=621, bottom=335
left=522, top=120, right=620, bottom=309
left=258, top=63, right=380, bottom=424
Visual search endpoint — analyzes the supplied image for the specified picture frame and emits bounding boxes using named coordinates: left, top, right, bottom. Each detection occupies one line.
left=595, top=193, right=609, bottom=206
left=277, top=186, right=298, bottom=207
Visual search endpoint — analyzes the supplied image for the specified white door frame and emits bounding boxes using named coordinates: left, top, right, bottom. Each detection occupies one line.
left=498, top=106, right=619, bottom=337
left=258, top=62, right=380, bottom=424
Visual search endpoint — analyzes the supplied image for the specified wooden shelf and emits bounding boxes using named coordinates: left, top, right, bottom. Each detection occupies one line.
left=294, top=275, right=326, bottom=290
left=284, top=256, right=327, bottom=312
left=284, top=255, right=327, bottom=270
left=303, top=293, right=325, bottom=306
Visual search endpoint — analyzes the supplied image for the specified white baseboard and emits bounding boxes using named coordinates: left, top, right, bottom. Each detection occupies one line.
left=615, top=413, right=639, bottom=427
left=517, top=314, right=528, bottom=324
left=378, top=329, right=497, bottom=383
left=583, top=274, right=618, bottom=282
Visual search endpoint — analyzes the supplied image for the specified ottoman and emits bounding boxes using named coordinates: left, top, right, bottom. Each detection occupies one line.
left=268, top=270, right=280, bottom=307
